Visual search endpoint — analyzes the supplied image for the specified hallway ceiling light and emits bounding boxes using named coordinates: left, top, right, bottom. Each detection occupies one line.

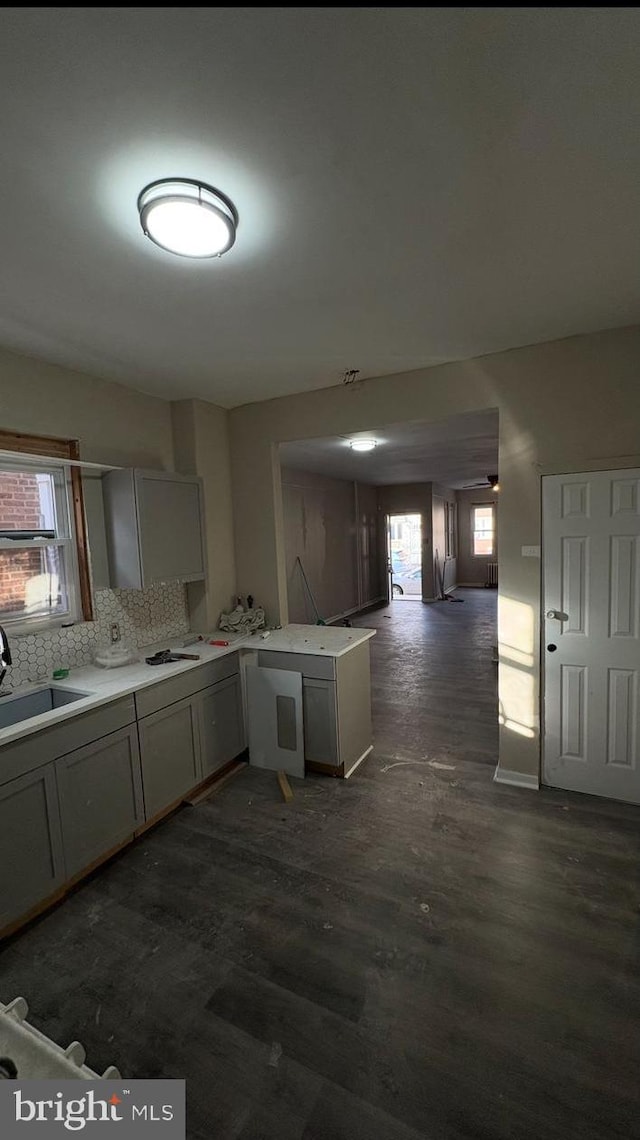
left=350, top=439, right=377, bottom=452
left=137, top=179, right=238, bottom=258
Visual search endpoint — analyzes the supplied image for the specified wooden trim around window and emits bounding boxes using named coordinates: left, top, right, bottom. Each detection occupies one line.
left=0, top=428, right=94, bottom=621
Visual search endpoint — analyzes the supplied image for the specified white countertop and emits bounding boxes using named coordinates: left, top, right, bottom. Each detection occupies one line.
left=252, top=623, right=375, bottom=657
left=0, top=623, right=375, bottom=747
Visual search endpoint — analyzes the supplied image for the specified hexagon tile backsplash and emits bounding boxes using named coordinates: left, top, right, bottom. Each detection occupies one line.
left=7, top=582, right=190, bottom=687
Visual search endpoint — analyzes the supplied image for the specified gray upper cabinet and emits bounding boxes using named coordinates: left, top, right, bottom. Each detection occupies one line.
left=103, top=468, right=206, bottom=589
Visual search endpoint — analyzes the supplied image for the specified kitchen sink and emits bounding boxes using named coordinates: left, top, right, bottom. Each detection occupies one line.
left=0, top=686, right=92, bottom=730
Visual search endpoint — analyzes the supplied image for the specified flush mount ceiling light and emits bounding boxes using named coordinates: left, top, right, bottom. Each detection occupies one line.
left=137, top=178, right=238, bottom=258
left=350, top=439, right=377, bottom=452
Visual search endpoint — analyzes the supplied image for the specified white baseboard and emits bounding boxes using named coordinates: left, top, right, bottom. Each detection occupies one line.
left=327, top=596, right=387, bottom=624
left=493, top=766, right=539, bottom=790
left=343, top=745, right=373, bottom=779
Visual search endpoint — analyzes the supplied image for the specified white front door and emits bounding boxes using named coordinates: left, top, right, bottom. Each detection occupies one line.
left=543, top=469, right=640, bottom=803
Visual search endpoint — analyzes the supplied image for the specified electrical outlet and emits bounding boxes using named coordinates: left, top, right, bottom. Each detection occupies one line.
left=110, top=622, right=121, bottom=643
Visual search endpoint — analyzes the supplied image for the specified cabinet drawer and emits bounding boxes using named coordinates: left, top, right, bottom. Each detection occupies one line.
left=257, top=650, right=335, bottom=681
left=135, top=654, right=240, bottom=719
left=0, top=696, right=137, bottom=786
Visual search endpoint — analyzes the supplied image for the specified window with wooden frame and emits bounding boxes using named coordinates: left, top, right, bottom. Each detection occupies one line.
left=445, top=501, right=457, bottom=559
left=471, top=503, right=496, bottom=557
left=0, top=429, right=93, bottom=630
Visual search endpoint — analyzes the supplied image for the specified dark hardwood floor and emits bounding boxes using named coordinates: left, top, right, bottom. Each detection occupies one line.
left=1, top=590, right=639, bottom=1139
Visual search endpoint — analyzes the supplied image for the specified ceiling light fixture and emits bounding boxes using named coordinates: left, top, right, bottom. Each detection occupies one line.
left=137, top=178, right=238, bottom=258
left=350, top=439, right=377, bottom=453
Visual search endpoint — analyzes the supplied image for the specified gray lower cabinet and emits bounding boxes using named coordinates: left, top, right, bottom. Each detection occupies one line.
left=256, top=641, right=372, bottom=774
left=55, top=725, right=144, bottom=879
left=0, top=659, right=247, bottom=936
left=302, top=678, right=339, bottom=765
left=138, top=695, right=200, bottom=819
left=0, top=764, right=65, bottom=930
left=196, top=674, right=245, bottom=778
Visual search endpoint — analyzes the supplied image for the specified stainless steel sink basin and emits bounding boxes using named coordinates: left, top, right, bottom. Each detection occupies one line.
left=0, top=686, right=92, bottom=730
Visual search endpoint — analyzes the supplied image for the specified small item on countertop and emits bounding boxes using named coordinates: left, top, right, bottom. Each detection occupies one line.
left=145, top=649, right=178, bottom=665
left=52, top=668, right=70, bottom=680
left=247, top=594, right=254, bottom=610
left=259, top=630, right=271, bottom=639
left=183, top=635, right=204, bottom=647
left=94, top=644, right=138, bottom=669
left=209, top=639, right=230, bottom=646
left=145, top=649, right=202, bottom=665
left=219, top=605, right=266, bottom=634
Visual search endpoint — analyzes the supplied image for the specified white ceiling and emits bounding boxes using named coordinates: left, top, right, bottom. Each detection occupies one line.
left=1, top=8, right=639, bottom=408
left=279, top=409, right=499, bottom=488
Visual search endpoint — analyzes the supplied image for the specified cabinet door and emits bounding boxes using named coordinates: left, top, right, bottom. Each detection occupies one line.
left=138, top=696, right=200, bottom=819
left=0, top=765, right=65, bottom=931
left=303, top=678, right=339, bottom=765
left=136, top=470, right=205, bottom=586
left=197, top=675, right=246, bottom=778
left=55, top=726, right=144, bottom=879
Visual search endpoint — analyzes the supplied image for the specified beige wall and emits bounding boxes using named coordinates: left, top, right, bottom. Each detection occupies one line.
left=229, top=325, right=640, bottom=781
left=432, top=483, right=457, bottom=594
left=282, top=468, right=382, bottom=623
left=0, top=348, right=237, bottom=637
left=0, top=346, right=173, bottom=468
left=356, top=481, right=382, bottom=608
left=172, top=400, right=237, bottom=630
left=456, top=487, right=499, bottom=585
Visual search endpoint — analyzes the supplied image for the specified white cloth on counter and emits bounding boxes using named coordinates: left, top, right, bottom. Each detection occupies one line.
left=218, top=606, right=266, bottom=634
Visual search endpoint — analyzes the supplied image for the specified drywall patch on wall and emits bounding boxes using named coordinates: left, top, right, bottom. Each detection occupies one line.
left=7, top=582, right=189, bottom=686
left=282, top=468, right=381, bottom=623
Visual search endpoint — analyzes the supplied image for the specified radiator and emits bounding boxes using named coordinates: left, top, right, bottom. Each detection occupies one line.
left=486, top=562, right=498, bottom=587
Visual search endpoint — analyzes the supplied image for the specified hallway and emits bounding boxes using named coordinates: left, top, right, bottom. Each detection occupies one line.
left=0, top=592, right=638, bottom=1139
left=353, top=588, right=498, bottom=769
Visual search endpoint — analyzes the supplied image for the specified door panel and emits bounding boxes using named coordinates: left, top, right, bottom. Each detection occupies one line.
left=197, top=675, right=245, bottom=778
left=543, top=469, right=640, bottom=802
left=138, top=696, right=200, bottom=818
left=0, top=765, right=65, bottom=929
left=56, top=725, right=144, bottom=878
left=303, top=678, right=338, bottom=765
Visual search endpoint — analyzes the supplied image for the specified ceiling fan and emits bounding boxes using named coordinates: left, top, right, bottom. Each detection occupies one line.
left=462, top=473, right=500, bottom=491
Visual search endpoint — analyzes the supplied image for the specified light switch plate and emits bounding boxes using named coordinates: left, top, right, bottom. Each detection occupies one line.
left=521, top=545, right=541, bottom=558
